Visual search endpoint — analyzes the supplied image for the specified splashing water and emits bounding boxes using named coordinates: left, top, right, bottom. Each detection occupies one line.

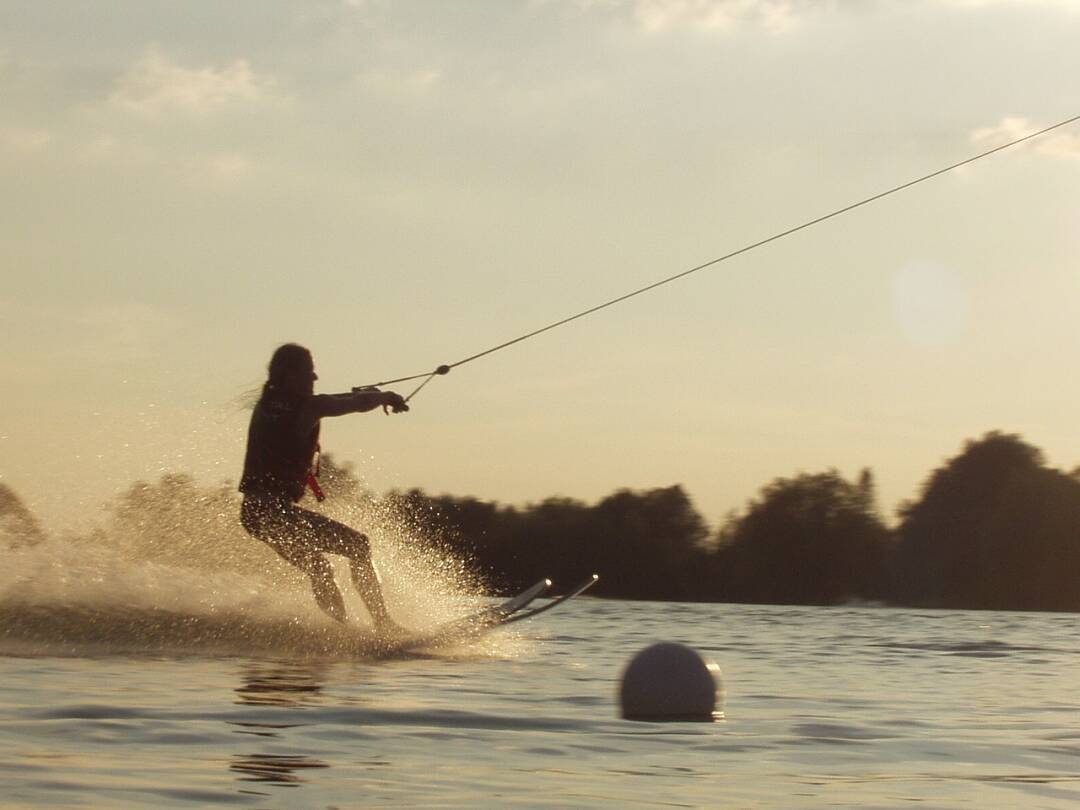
left=0, top=474, right=518, bottom=660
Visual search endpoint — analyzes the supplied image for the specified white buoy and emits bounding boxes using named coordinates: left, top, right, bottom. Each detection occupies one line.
left=619, top=642, right=722, bottom=721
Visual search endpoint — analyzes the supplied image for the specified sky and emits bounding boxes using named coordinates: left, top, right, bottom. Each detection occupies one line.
left=2, top=0, right=1079, bottom=533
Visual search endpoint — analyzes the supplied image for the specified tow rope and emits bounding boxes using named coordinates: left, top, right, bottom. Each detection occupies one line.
left=355, top=114, right=1080, bottom=405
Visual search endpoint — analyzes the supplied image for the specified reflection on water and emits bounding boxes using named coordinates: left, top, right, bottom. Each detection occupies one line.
left=230, top=660, right=333, bottom=794
left=234, top=659, right=328, bottom=707
left=230, top=753, right=330, bottom=789
left=230, top=660, right=326, bottom=738
left=228, top=719, right=305, bottom=738
left=7, top=602, right=1080, bottom=808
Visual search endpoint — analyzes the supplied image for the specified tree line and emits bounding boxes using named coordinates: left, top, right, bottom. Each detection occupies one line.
left=3, top=430, right=1079, bottom=612
left=374, top=431, right=1080, bottom=611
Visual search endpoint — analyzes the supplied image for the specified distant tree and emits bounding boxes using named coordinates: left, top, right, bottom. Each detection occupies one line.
left=382, top=489, right=524, bottom=591
left=895, top=432, right=1080, bottom=610
left=102, top=473, right=299, bottom=579
left=0, top=483, right=47, bottom=548
left=384, top=485, right=711, bottom=599
left=715, top=469, right=892, bottom=605
left=586, top=486, right=710, bottom=599
left=503, top=496, right=595, bottom=592
left=316, top=454, right=377, bottom=505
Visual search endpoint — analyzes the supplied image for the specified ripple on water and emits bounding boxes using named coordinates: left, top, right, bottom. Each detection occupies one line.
left=4, top=600, right=1080, bottom=808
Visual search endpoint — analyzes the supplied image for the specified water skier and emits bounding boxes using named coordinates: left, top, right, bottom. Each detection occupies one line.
left=239, top=343, right=409, bottom=633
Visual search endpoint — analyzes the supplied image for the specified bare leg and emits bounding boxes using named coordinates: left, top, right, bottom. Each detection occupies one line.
left=243, top=497, right=401, bottom=631
left=307, top=555, right=348, bottom=624
left=346, top=536, right=402, bottom=633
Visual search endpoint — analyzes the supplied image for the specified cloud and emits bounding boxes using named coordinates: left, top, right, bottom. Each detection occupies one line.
left=939, top=0, right=1080, bottom=8
left=0, top=48, right=14, bottom=80
left=182, top=152, right=256, bottom=186
left=201, top=152, right=254, bottom=178
left=0, top=125, right=53, bottom=154
left=566, top=0, right=1080, bottom=33
left=76, top=136, right=259, bottom=187
left=76, top=133, right=158, bottom=169
left=0, top=299, right=180, bottom=374
left=635, top=0, right=805, bottom=32
left=970, top=116, right=1080, bottom=160
left=355, top=68, right=442, bottom=99
left=565, top=0, right=816, bottom=33
left=109, top=45, right=275, bottom=117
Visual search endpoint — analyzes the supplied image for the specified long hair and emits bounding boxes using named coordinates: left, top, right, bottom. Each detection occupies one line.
left=262, top=343, right=312, bottom=399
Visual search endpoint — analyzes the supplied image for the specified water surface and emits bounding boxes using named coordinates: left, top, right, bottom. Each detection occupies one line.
left=3, top=598, right=1080, bottom=808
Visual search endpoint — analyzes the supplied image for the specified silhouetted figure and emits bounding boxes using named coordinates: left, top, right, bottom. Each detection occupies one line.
left=239, top=343, right=408, bottom=632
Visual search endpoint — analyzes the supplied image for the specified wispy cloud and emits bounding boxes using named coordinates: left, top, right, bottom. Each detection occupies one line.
left=0, top=47, right=14, bottom=80
left=0, top=125, right=53, bottom=154
left=0, top=299, right=180, bottom=375
left=970, top=116, right=1080, bottom=160
left=76, top=133, right=158, bottom=169
left=355, top=68, right=443, bottom=99
left=634, top=0, right=805, bottom=32
left=939, top=0, right=1080, bottom=9
left=109, top=45, right=276, bottom=117
left=182, top=152, right=256, bottom=186
left=564, top=0, right=1080, bottom=32
left=564, top=0, right=817, bottom=33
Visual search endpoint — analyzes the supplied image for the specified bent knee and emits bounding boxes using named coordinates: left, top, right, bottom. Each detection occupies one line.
left=321, top=526, right=371, bottom=558
left=299, top=553, right=335, bottom=579
left=344, top=532, right=372, bottom=560
left=240, top=497, right=285, bottom=540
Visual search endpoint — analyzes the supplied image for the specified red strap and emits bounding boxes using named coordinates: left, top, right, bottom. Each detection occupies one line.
left=307, top=471, right=326, bottom=502
left=307, top=442, right=325, bottom=501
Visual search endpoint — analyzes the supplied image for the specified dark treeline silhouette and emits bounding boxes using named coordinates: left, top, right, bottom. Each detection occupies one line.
left=389, top=432, right=1080, bottom=611
left=0, top=483, right=46, bottom=549
left=893, top=433, right=1080, bottom=611
left=389, top=484, right=710, bottom=601
left=713, top=468, right=891, bottom=605
left=5, top=431, right=1079, bottom=611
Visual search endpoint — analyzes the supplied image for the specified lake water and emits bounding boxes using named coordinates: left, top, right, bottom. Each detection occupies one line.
left=3, top=589, right=1080, bottom=809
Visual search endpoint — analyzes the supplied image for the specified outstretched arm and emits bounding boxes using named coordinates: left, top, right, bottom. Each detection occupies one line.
left=310, top=389, right=409, bottom=418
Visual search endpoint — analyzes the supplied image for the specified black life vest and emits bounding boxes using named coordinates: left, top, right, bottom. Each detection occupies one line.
left=239, top=393, right=320, bottom=502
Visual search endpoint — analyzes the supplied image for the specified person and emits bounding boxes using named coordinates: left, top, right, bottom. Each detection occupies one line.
left=239, top=343, right=409, bottom=632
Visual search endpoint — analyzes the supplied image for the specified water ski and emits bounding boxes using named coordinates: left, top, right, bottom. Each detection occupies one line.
left=498, top=574, right=599, bottom=625
left=381, top=574, right=598, bottom=654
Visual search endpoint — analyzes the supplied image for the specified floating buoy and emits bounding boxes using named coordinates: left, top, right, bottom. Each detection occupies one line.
left=619, top=642, right=722, bottom=721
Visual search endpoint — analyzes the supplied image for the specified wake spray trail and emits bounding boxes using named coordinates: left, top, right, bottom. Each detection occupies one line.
left=0, top=478, right=515, bottom=660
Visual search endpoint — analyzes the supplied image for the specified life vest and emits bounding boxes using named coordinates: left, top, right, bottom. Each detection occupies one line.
left=239, top=393, right=321, bottom=502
